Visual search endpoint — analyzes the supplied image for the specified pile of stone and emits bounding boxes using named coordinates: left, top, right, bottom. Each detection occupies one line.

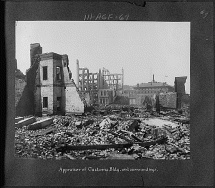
left=14, top=111, right=190, bottom=160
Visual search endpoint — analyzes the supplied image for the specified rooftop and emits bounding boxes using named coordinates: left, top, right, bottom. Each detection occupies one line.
left=39, top=52, right=63, bottom=61
left=134, top=82, right=174, bottom=89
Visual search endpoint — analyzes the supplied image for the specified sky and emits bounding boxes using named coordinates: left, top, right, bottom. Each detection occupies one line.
left=16, top=21, right=190, bottom=94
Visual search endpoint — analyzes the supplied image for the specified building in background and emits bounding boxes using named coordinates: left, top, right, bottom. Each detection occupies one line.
left=133, top=75, right=175, bottom=93
left=76, top=60, right=123, bottom=106
left=120, top=75, right=175, bottom=106
left=16, top=43, right=188, bottom=116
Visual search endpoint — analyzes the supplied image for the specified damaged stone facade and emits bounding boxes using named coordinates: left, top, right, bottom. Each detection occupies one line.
left=16, top=43, right=84, bottom=116
left=35, top=52, right=84, bottom=116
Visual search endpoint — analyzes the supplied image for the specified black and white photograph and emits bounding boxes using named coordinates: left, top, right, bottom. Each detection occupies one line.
left=5, top=1, right=214, bottom=187
left=15, top=21, right=190, bottom=160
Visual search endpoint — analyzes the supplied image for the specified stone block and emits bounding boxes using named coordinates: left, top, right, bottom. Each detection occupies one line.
left=15, top=117, right=24, bottom=123
left=28, top=117, right=53, bottom=130
left=15, top=117, right=36, bottom=128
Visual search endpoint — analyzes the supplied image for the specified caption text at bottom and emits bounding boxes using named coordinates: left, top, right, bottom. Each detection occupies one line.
left=59, top=167, right=158, bottom=173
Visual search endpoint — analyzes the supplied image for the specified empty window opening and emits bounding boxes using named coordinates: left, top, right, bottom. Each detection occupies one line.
left=56, top=66, right=61, bottom=80
left=43, top=97, right=48, bottom=108
left=57, top=97, right=61, bottom=112
left=43, top=66, right=48, bottom=80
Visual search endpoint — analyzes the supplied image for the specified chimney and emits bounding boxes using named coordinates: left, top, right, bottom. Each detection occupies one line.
left=99, top=69, right=102, bottom=89
left=153, top=74, right=155, bottom=82
left=30, top=43, right=42, bottom=67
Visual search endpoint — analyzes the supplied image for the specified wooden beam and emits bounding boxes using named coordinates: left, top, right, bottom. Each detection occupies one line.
left=28, top=117, right=53, bottom=130
left=57, top=143, right=133, bottom=151
left=56, top=136, right=167, bottom=151
left=108, top=131, right=133, bottom=143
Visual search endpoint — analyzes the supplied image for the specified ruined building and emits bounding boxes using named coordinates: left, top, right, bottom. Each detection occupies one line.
left=15, top=59, right=26, bottom=107
left=174, top=76, right=187, bottom=109
left=76, top=60, right=124, bottom=106
left=16, top=43, right=85, bottom=116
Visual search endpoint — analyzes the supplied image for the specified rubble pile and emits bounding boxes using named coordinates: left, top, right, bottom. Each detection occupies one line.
left=15, top=107, right=190, bottom=160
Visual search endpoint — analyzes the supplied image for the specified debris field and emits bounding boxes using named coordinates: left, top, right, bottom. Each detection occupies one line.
left=15, top=105, right=190, bottom=160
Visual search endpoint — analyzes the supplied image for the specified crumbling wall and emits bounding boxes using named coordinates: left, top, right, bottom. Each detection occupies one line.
left=65, top=86, right=84, bottom=114
left=175, top=76, right=187, bottom=109
left=30, top=43, right=42, bottom=67
left=16, top=85, right=34, bottom=116
left=15, top=77, right=26, bottom=107
left=83, top=92, right=91, bottom=106
left=181, top=94, right=190, bottom=104
left=16, top=57, right=39, bottom=116
left=26, top=57, right=40, bottom=113
left=34, top=86, right=42, bottom=116
left=34, top=67, right=42, bottom=116
left=15, top=69, right=26, bottom=81
left=159, top=92, right=177, bottom=109
left=62, top=62, right=84, bottom=114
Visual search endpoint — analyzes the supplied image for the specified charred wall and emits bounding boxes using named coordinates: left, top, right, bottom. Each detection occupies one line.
left=15, top=85, right=34, bottom=116
left=30, top=43, right=42, bottom=67
left=175, top=76, right=187, bottom=109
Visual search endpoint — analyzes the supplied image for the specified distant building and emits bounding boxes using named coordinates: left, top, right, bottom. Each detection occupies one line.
left=121, top=75, right=175, bottom=105
left=98, top=89, right=115, bottom=105
left=76, top=61, right=122, bottom=106
left=133, top=75, right=175, bottom=93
